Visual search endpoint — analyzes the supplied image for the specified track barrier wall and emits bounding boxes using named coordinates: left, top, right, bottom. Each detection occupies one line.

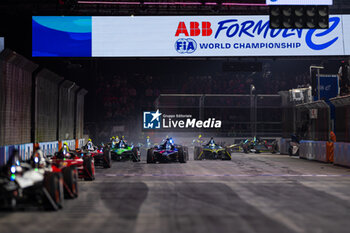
left=60, top=139, right=76, bottom=151
left=0, top=49, right=88, bottom=166
left=38, top=141, right=59, bottom=157
left=0, top=143, right=33, bottom=166
left=279, top=138, right=290, bottom=155
left=334, top=143, right=350, bottom=167
left=299, top=140, right=328, bottom=162
left=58, top=80, right=79, bottom=141
left=35, top=69, right=63, bottom=142
left=330, top=95, right=350, bottom=143
left=77, top=138, right=85, bottom=149
left=0, top=49, right=38, bottom=146
left=0, top=139, right=86, bottom=166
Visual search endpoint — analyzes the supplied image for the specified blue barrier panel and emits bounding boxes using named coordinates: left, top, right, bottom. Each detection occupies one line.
left=0, top=143, right=33, bottom=166
left=62, top=140, right=76, bottom=150
left=78, top=139, right=85, bottom=149
left=39, top=141, right=59, bottom=157
left=334, top=143, right=350, bottom=167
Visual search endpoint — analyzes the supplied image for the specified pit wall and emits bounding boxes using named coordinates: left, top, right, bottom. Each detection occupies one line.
left=0, top=139, right=85, bottom=166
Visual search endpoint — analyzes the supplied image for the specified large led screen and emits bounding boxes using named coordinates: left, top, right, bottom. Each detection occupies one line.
left=32, top=15, right=350, bottom=57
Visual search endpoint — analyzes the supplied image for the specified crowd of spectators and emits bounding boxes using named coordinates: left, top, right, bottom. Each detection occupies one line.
left=89, top=69, right=312, bottom=140
left=95, top=70, right=310, bottom=122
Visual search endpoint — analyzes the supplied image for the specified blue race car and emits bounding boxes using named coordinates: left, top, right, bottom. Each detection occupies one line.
left=194, top=137, right=231, bottom=160
left=147, top=137, right=188, bottom=163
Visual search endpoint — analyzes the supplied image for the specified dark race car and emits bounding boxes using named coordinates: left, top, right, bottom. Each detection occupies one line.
left=147, top=138, right=189, bottom=163
left=79, top=142, right=112, bottom=169
left=288, top=135, right=300, bottom=156
left=243, top=137, right=278, bottom=154
left=194, top=138, right=231, bottom=160
left=110, top=139, right=140, bottom=162
left=0, top=150, right=64, bottom=211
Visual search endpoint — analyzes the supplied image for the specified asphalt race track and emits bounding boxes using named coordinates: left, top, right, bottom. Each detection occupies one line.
left=1, top=153, right=350, bottom=233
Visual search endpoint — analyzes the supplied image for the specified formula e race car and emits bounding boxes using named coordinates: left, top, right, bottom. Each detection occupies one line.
left=0, top=150, right=64, bottom=211
left=79, top=143, right=112, bottom=169
left=242, top=137, right=278, bottom=154
left=288, top=135, right=300, bottom=156
left=194, top=138, right=231, bottom=160
left=110, top=139, right=140, bottom=162
left=147, top=137, right=189, bottom=163
left=51, top=145, right=95, bottom=181
left=226, top=142, right=244, bottom=153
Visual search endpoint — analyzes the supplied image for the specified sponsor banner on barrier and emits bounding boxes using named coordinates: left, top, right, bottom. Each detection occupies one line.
left=33, top=15, right=350, bottom=57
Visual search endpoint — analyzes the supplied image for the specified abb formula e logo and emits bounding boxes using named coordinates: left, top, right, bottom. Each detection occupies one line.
left=173, top=18, right=341, bottom=54
left=175, top=22, right=213, bottom=37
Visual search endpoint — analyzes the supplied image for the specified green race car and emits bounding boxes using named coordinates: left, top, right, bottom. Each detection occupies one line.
left=110, top=140, right=140, bottom=162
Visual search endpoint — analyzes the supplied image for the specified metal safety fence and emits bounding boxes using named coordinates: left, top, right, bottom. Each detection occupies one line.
left=0, top=49, right=88, bottom=164
left=154, top=93, right=282, bottom=137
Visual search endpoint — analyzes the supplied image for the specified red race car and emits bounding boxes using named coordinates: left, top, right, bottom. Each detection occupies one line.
left=78, top=144, right=112, bottom=169
left=51, top=144, right=95, bottom=182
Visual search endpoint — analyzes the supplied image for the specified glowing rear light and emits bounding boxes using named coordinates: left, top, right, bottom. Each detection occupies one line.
left=10, top=165, right=16, bottom=174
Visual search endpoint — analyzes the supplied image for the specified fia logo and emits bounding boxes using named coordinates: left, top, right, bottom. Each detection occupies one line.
left=175, top=38, right=197, bottom=54
left=143, top=110, right=162, bottom=129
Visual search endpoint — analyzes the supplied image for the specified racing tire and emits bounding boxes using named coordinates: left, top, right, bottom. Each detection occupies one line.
left=184, top=146, right=189, bottom=161
left=243, top=145, right=249, bottom=154
left=62, top=167, right=78, bottom=199
left=103, top=149, right=112, bottom=168
left=0, top=189, right=18, bottom=211
left=147, top=149, right=155, bottom=163
left=178, top=147, right=186, bottom=163
left=111, top=151, right=117, bottom=161
left=222, top=149, right=232, bottom=160
left=44, top=172, right=64, bottom=210
left=83, top=157, right=95, bottom=181
left=288, top=146, right=293, bottom=156
left=132, top=148, right=140, bottom=162
left=193, top=146, right=200, bottom=160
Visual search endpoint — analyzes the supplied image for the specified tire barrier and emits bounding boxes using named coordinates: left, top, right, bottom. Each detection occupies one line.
left=334, top=143, right=350, bottom=167
left=299, top=141, right=328, bottom=162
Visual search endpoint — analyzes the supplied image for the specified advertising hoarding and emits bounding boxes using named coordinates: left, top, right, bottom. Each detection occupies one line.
left=32, top=15, right=350, bottom=57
